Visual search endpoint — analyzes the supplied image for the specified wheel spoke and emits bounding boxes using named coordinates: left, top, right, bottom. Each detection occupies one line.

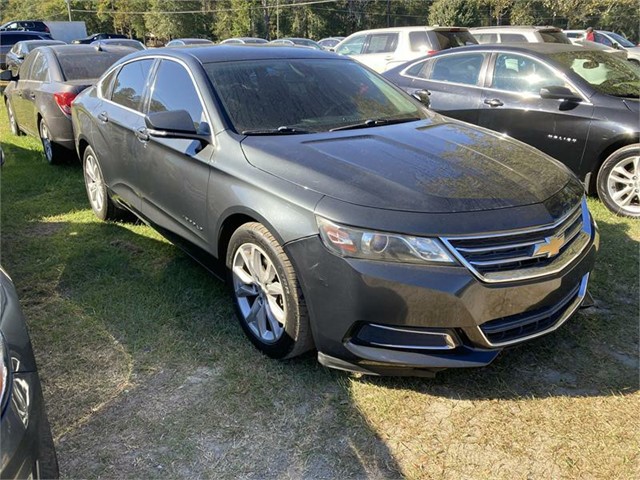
left=612, top=165, right=633, bottom=180
left=264, top=302, right=283, bottom=337
left=232, top=264, right=254, bottom=286
left=265, top=281, right=283, bottom=297
left=612, top=185, right=633, bottom=201
left=266, top=296, right=285, bottom=324
left=620, top=191, right=637, bottom=206
left=245, top=298, right=261, bottom=329
left=609, top=173, right=633, bottom=185
left=239, top=247, right=259, bottom=281
left=256, top=302, right=268, bottom=338
left=235, top=282, right=258, bottom=298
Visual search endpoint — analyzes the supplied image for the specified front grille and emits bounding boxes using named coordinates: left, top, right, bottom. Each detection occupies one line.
left=479, top=280, right=582, bottom=345
left=442, top=200, right=591, bottom=283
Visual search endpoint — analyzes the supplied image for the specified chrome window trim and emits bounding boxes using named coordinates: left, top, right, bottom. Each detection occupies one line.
left=474, top=273, right=590, bottom=348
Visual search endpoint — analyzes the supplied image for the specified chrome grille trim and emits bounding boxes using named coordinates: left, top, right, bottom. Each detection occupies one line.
left=441, top=199, right=592, bottom=283
left=474, top=273, right=589, bottom=348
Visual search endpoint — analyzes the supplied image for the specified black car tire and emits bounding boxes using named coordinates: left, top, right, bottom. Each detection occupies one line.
left=39, top=120, right=64, bottom=165
left=596, top=144, right=640, bottom=218
left=82, top=145, right=123, bottom=221
left=226, top=222, right=314, bottom=359
left=37, top=413, right=60, bottom=479
left=6, top=100, right=22, bottom=136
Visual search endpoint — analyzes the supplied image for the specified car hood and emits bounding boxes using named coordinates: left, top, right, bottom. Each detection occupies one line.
left=623, top=98, right=639, bottom=113
left=240, top=119, right=573, bottom=213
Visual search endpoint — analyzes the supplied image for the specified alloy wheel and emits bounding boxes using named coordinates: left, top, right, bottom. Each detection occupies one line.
left=607, top=155, right=640, bottom=215
left=40, top=122, right=53, bottom=163
left=84, top=152, right=105, bottom=213
left=232, top=243, right=286, bottom=344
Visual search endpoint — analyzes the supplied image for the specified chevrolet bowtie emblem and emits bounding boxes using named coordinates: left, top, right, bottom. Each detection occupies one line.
left=533, top=234, right=565, bottom=258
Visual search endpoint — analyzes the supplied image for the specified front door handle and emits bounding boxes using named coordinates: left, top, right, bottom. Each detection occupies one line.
left=28, top=92, right=36, bottom=100
left=135, top=127, right=150, bottom=142
left=483, top=98, right=504, bottom=107
left=97, top=112, right=108, bottom=122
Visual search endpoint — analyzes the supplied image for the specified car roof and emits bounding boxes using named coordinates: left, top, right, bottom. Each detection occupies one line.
left=0, top=31, right=49, bottom=36
left=45, top=44, right=139, bottom=56
left=121, top=44, right=342, bottom=63
left=471, top=25, right=563, bottom=32
left=434, top=42, right=588, bottom=55
left=17, top=39, right=64, bottom=46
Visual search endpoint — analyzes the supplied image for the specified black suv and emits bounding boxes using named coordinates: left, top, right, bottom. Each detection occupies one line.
left=384, top=43, right=640, bottom=217
left=0, top=20, right=49, bottom=33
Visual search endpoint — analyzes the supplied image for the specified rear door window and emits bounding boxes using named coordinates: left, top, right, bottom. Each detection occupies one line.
left=363, top=33, right=398, bottom=54
left=539, top=31, right=571, bottom=44
left=594, top=33, right=613, bottom=47
left=336, top=35, right=365, bottom=55
left=430, top=53, right=486, bottom=85
left=19, top=52, right=37, bottom=78
left=111, top=59, right=154, bottom=111
left=409, top=31, right=431, bottom=52
left=57, top=51, right=130, bottom=81
left=29, top=52, right=49, bottom=82
left=148, top=60, right=207, bottom=133
left=474, top=33, right=497, bottom=44
left=500, top=33, right=527, bottom=43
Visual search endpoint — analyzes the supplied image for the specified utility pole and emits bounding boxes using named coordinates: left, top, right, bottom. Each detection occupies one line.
left=276, top=0, right=280, bottom=39
left=66, top=0, right=72, bottom=21
left=386, top=0, right=390, bottom=28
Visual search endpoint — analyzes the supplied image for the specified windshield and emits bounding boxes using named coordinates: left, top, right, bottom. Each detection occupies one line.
left=204, top=58, right=425, bottom=134
left=58, top=51, right=130, bottom=81
left=550, top=50, right=640, bottom=98
left=606, top=32, right=635, bottom=48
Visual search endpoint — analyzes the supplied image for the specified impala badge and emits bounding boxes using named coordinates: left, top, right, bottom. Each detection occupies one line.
left=533, top=234, right=565, bottom=258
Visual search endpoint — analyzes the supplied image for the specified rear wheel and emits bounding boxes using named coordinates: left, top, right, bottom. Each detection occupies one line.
left=39, top=119, right=64, bottom=164
left=83, top=145, right=121, bottom=221
left=227, top=222, right=313, bottom=359
left=596, top=144, right=640, bottom=218
left=6, top=100, right=22, bottom=136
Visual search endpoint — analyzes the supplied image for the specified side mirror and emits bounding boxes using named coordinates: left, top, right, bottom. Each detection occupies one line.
left=145, top=110, right=210, bottom=144
left=412, top=89, right=431, bottom=108
left=0, top=70, right=15, bottom=81
left=539, top=86, right=581, bottom=102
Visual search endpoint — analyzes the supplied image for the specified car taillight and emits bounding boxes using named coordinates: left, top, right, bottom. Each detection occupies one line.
left=45, top=26, right=50, bottom=33
left=54, top=92, right=77, bottom=115
left=426, top=50, right=437, bottom=56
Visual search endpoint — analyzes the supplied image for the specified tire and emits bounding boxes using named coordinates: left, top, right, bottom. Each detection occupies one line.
left=596, top=144, right=640, bottom=218
left=82, top=145, right=121, bottom=221
left=6, top=100, right=22, bottom=136
left=39, top=119, right=64, bottom=165
left=37, top=412, right=60, bottom=479
left=226, top=222, right=314, bottom=359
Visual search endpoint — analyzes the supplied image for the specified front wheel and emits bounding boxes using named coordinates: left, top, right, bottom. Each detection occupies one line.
left=596, top=144, right=640, bottom=218
left=83, top=145, right=121, bottom=221
left=226, top=223, right=314, bottom=359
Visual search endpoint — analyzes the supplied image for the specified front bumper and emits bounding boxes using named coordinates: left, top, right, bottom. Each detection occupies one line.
left=285, top=226, right=599, bottom=376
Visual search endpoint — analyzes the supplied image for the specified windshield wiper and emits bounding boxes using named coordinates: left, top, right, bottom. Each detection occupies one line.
left=242, top=126, right=312, bottom=135
left=330, top=116, right=421, bottom=132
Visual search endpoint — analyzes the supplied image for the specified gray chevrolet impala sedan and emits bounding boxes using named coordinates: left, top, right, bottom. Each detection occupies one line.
left=71, top=46, right=599, bottom=376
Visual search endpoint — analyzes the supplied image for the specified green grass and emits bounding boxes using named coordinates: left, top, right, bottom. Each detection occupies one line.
left=1, top=113, right=638, bottom=479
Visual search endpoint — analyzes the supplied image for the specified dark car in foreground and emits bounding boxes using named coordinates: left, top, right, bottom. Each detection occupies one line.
left=0, top=31, right=52, bottom=70
left=2, top=44, right=136, bottom=164
left=384, top=43, right=640, bottom=217
left=0, top=267, right=59, bottom=478
left=72, top=46, right=598, bottom=376
left=6, top=39, right=66, bottom=76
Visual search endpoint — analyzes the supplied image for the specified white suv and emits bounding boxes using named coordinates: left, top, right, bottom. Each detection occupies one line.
left=335, top=26, right=477, bottom=73
left=471, top=26, right=571, bottom=45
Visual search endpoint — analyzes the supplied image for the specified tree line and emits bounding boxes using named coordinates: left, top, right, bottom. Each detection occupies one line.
left=1, top=0, right=638, bottom=44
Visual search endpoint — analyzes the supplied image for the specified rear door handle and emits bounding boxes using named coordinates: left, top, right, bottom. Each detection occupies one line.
left=483, top=98, right=504, bottom=107
left=97, top=112, right=108, bottom=122
left=28, top=92, right=36, bottom=100
left=135, top=127, right=150, bottom=142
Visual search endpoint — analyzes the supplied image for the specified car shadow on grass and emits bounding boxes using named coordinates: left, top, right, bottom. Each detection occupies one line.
left=16, top=219, right=403, bottom=478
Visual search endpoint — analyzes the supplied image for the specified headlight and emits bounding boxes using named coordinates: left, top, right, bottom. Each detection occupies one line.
left=317, top=217, right=456, bottom=264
